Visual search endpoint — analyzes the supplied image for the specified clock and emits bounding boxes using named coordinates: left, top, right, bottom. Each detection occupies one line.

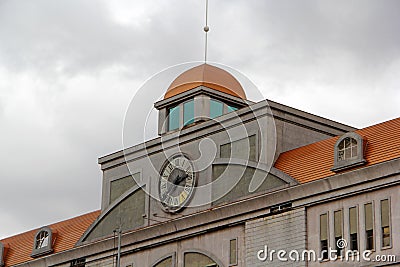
left=159, top=154, right=196, bottom=213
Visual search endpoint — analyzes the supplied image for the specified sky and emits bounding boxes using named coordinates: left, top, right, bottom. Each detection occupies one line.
left=0, top=0, right=399, bottom=239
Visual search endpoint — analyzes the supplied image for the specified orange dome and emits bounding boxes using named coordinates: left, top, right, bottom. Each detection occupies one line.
left=164, top=64, right=246, bottom=99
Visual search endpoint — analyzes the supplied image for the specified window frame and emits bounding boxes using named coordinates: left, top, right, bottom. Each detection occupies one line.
left=319, top=212, right=329, bottom=261
left=167, top=104, right=181, bottom=131
left=183, top=98, right=195, bottom=126
left=0, top=242, right=7, bottom=267
left=209, top=98, right=224, bottom=119
left=229, top=237, right=238, bottom=266
left=150, top=253, right=176, bottom=267
left=363, top=201, right=375, bottom=251
left=348, top=206, right=359, bottom=252
left=333, top=209, right=344, bottom=257
left=183, top=250, right=222, bottom=267
left=31, top=226, right=54, bottom=258
left=331, top=132, right=366, bottom=172
left=380, top=198, right=392, bottom=249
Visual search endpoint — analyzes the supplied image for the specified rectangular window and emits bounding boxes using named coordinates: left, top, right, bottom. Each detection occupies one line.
left=183, top=99, right=194, bottom=126
left=381, top=199, right=391, bottom=248
left=229, top=238, right=238, bottom=265
left=168, top=105, right=180, bottom=130
left=320, top=213, right=328, bottom=260
left=349, top=207, right=358, bottom=251
left=210, top=99, right=223, bottom=119
left=334, top=210, right=343, bottom=256
left=364, top=203, right=374, bottom=250
left=220, top=135, right=256, bottom=161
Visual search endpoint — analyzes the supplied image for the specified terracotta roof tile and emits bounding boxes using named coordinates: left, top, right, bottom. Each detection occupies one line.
left=0, top=210, right=100, bottom=267
left=275, top=117, right=400, bottom=183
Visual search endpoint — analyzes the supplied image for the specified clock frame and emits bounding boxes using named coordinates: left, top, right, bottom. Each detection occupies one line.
left=158, top=154, right=196, bottom=213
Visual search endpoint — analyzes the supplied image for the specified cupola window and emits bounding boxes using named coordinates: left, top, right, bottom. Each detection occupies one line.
left=227, top=105, right=238, bottom=112
left=183, top=99, right=195, bottom=126
left=331, top=132, right=366, bottom=172
left=210, top=99, right=224, bottom=119
left=168, top=105, right=180, bottom=131
left=31, top=227, right=54, bottom=258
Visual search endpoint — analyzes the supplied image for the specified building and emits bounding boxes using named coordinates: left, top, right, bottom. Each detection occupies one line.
left=1, top=63, right=399, bottom=267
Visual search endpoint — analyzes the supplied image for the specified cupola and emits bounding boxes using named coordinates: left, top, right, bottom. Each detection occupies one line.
left=154, top=63, right=250, bottom=135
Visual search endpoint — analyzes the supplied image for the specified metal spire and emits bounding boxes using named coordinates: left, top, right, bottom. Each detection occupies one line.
left=204, top=0, right=209, bottom=63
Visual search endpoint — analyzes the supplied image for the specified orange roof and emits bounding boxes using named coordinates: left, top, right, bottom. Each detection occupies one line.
left=0, top=210, right=100, bottom=267
left=275, top=117, right=400, bottom=184
left=164, top=63, right=247, bottom=99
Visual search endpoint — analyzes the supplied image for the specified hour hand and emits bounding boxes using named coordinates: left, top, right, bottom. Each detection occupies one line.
left=174, top=172, right=188, bottom=185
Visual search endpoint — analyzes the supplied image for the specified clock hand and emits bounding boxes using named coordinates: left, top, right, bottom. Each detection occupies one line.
left=169, top=173, right=188, bottom=194
left=161, top=173, right=188, bottom=202
left=175, top=172, right=188, bottom=185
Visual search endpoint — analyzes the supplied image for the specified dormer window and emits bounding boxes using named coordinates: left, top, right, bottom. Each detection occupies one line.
left=0, top=242, right=7, bottom=267
left=35, top=231, right=49, bottom=249
left=332, top=132, right=366, bottom=172
left=31, top=227, right=54, bottom=258
left=337, top=137, right=358, bottom=161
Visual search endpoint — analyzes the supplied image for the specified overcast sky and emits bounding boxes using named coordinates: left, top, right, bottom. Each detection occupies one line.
left=1, top=0, right=399, bottom=239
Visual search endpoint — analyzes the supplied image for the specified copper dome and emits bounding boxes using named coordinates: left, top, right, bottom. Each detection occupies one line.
left=164, top=64, right=246, bottom=99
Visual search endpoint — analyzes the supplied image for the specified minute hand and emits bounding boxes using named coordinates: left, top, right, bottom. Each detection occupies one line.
left=162, top=173, right=188, bottom=202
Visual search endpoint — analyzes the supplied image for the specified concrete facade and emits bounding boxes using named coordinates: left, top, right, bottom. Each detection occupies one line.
left=2, top=67, right=399, bottom=267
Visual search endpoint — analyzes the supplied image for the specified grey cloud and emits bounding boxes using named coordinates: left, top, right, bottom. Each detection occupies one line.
left=0, top=0, right=399, bottom=239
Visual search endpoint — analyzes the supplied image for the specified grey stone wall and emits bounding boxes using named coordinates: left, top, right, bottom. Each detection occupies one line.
left=245, top=208, right=307, bottom=267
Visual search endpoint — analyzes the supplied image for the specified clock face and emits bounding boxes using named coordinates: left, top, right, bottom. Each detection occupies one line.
left=159, top=154, right=196, bottom=213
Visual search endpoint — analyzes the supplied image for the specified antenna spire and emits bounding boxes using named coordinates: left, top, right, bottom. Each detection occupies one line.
left=204, top=0, right=209, bottom=63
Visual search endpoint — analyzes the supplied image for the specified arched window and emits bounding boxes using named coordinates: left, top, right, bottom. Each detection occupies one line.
left=31, top=227, right=53, bottom=258
left=337, top=137, right=358, bottom=161
left=332, top=132, right=366, bottom=172
left=183, top=251, right=221, bottom=267
left=151, top=253, right=175, bottom=267
left=35, top=230, right=49, bottom=249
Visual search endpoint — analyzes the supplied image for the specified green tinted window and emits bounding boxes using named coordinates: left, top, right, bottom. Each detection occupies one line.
left=227, top=105, right=238, bottom=112
left=210, top=99, right=223, bottom=119
left=168, top=105, right=180, bottom=130
left=183, top=99, right=194, bottom=126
